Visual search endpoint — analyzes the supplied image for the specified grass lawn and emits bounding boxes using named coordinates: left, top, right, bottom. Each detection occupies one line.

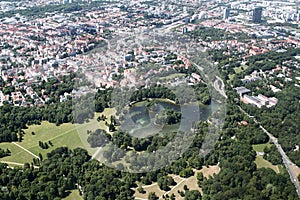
left=62, top=190, right=83, bottom=200
left=27, top=125, right=85, bottom=159
left=0, top=142, right=35, bottom=164
left=234, top=65, right=248, bottom=74
left=228, top=74, right=235, bottom=82
left=96, top=108, right=116, bottom=133
left=252, top=142, right=271, bottom=152
left=0, top=108, right=116, bottom=166
left=255, top=155, right=280, bottom=173
left=134, top=182, right=165, bottom=200
left=227, top=65, right=248, bottom=83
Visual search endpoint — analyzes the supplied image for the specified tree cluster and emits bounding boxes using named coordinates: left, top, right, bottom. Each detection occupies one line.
left=0, top=147, right=137, bottom=200
left=0, top=148, right=10, bottom=158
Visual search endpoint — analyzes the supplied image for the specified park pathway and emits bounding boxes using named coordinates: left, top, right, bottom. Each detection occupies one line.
left=12, top=142, right=40, bottom=159
left=1, top=161, right=40, bottom=169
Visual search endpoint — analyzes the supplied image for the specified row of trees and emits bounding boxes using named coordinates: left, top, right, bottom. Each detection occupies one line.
left=263, top=145, right=282, bottom=165
left=38, top=141, right=53, bottom=149
left=0, top=148, right=10, bottom=158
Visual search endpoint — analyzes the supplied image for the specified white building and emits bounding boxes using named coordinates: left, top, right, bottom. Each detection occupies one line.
left=0, top=90, right=4, bottom=106
left=243, top=95, right=262, bottom=108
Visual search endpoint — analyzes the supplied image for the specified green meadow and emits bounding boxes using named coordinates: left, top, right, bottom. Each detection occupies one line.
left=0, top=108, right=116, bottom=166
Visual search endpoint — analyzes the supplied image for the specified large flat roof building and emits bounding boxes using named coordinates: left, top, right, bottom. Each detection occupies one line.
left=243, top=95, right=262, bottom=108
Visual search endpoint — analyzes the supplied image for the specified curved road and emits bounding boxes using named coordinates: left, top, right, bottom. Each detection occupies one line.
left=214, top=76, right=228, bottom=99
left=192, top=61, right=228, bottom=99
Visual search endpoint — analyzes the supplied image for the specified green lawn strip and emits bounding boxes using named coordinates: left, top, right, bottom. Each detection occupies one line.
left=255, top=155, right=279, bottom=173
left=8, top=124, right=79, bottom=159
left=0, top=152, right=35, bottom=164
left=234, top=65, right=248, bottom=74
left=252, top=142, right=271, bottom=152
left=0, top=142, right=23, bottom=155
left=25, top=119, right=105, bottom=158
left=0, top=144, right=35, bottom=164
left=62, top=190, right=83, bottom=200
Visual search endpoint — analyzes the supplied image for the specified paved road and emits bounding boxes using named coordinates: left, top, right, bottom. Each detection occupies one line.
left=238, top=106, right=300, bottom=197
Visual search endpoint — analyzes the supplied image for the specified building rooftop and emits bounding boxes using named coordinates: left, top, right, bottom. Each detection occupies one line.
left=235, top=87, right=251, bottom=95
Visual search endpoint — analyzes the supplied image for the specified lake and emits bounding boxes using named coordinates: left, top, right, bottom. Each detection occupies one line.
left=119, top=99, right=215, bottom=138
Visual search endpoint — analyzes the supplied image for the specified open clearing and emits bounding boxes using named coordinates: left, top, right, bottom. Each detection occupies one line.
left=134, top=165, right=220, bottom=200
left=252, top=143, right=281, bottom=173
left=0, top=142, right=36, bottom=164
left=62, top=190, right=83, bottom=200
left=227, top=65, right=248, bottom=83
left=228, top=74, right=235, bottom=82
left=234, top=65, right=248, bottom=74
left=0, top=122, right=86, bottom=165
left=252, top=142, right=271, bottom=152
left=255, top=155, right=280, bottom=173
left=0, top=108, right=116, bottom=166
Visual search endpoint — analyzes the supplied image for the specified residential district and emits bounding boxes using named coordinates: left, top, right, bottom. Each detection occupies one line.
left=0, top=0, right=300, bottom=199
left=1, top=0, right=300, bottom=107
